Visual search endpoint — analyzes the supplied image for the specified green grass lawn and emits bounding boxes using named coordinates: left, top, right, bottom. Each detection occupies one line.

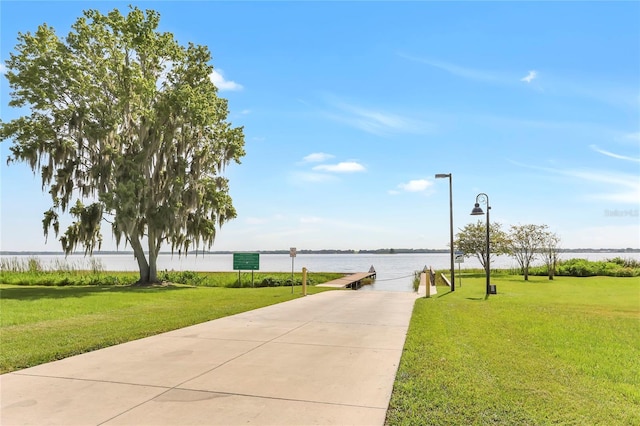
left=0, top=284, right=334, bottom=373
left=386, top=274, right=640, bottom=425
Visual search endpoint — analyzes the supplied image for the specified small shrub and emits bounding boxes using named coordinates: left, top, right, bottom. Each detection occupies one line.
left=557, top=259, right=597, bottom=277
left=56, top=276, right=72, bottom=286
left=554, top=258, right=640, bottom=278
left=613, top=267, right=638, bottom=277
left=258, top=278, right=275, bottom=287
left=161, top=270, right=204, bottom=286
left=528, top=266, right=547, bottom=276
left=101, top=275, right=121, bottom=285
left=607, top=257, right=640, bottom=269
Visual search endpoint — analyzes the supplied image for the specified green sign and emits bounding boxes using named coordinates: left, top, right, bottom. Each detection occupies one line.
left=233, top=252, right=260, bottom=270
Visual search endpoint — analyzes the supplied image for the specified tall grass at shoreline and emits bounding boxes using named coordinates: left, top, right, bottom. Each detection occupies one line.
left=0, top=256, right=344, bottom=287
left=0, top=256, right=105, bottom=273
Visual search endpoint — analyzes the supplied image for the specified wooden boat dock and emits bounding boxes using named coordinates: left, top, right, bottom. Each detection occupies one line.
left=317, top=268, right=377, bottom=290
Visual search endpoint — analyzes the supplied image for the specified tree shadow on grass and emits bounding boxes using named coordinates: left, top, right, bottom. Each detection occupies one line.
left=0, top=284, right=194, bottom=301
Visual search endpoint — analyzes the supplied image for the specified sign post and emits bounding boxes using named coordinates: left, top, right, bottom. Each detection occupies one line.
left=454, top=252, right=464, bottom=287
left=290, top=247, right=296, bottom=293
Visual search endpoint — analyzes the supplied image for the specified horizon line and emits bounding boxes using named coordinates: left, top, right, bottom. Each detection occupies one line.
left=1, top=248, right=638, bottom=255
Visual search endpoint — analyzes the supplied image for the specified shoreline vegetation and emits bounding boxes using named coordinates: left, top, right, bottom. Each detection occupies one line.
left=0, top=257, right=346, bottom=287
left=2, top=256, right=639, bottom=287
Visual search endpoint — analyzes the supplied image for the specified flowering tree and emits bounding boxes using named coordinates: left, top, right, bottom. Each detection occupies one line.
left=455, top=221, right=509, bottom=271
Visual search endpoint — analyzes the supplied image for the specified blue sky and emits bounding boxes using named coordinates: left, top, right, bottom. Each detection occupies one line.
left=1, top=1, right=639, bottom=252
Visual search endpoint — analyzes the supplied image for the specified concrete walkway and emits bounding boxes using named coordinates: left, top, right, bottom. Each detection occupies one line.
left=1, top=290, right=420, bottom=426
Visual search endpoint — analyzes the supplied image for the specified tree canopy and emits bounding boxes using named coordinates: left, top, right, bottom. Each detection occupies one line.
left=507, top=224, right=548, bottom=280
left=540, top=229, right=561, bottom=280
left=455, top=221, right=509, bottom=270
left=0, top=7, right=245, bottom=283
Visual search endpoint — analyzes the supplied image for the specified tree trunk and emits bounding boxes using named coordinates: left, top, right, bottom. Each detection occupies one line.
left=148, top=252, right=158, bottom=283
left=146, top=231, right=161, bottom=284
left=523, top=258, right=530, bottom=281
left=477, top=252, right=487, bottom=271
left=130, top=234, right=150, bottom=284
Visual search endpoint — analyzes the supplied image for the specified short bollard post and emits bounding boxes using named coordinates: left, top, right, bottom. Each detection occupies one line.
left=302, top=267, right=307, bottom=296
left=425, top=272, right=431, bottom=298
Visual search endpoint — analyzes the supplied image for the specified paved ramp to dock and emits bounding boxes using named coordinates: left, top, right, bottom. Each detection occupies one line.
left=1, top=290, right=419, bottom=426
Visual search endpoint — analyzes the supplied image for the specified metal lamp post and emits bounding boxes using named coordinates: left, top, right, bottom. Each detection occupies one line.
left=470, top=193, right=491, bottom=296
left=435, top=173, right=454, bottom=291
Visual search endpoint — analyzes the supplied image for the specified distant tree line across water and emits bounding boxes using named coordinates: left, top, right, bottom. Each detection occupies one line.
left=1, top=248, right=638, bottom=256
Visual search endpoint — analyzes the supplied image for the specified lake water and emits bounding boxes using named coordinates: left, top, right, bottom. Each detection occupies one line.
left=3, top=251, right=637, bottom=292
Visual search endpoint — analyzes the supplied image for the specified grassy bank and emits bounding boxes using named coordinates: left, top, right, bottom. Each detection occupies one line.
left=386, top=275, right=640, bottom=425
left=0, top=284, right=334, bottom=373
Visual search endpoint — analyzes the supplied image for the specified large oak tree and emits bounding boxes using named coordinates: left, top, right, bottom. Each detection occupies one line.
left=0, top=7, right=245, bottom=283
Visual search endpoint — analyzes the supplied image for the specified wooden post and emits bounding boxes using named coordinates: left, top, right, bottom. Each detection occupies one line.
left=426, top=272, right=431, bottom=298
left=302, top=267, right=307, bottom=296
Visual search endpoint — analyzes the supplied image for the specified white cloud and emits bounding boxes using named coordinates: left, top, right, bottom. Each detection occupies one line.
left=302, top=152, right=334, bottom=163
left=510, top=160, right=640, bottom=205
left=209, top=69, right=243, bottom=91
left=624, top=132, right=640, bottom=141
left=0, top=63, right=6, bottom=74
left=399, top=53, right=499, bottom=82
left=400, top=54, right=546, bottom=89
left=521, top=70, right=537, bottom=83
left=324, top=98, right=433, bottom=136
left=312, top=161, right=366, bottom=173
left=395, top=179, right=433, bottom=193
left=567, top=170, right=640, bottom=204
left=590, top=144, right=640, bottom=163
